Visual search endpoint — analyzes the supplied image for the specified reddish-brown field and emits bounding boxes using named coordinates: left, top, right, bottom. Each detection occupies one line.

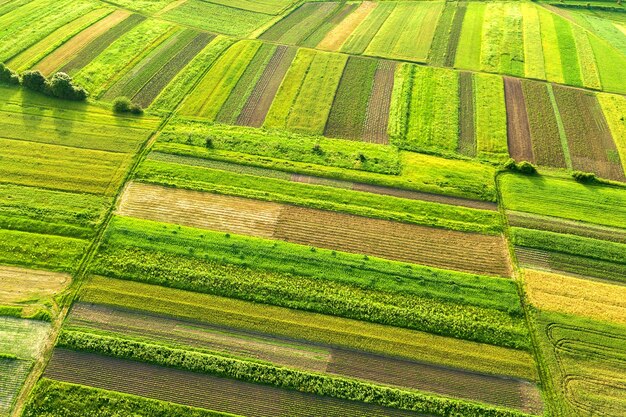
left=504, top=77, right=534, bottom=162
left=363, top=60, right=396, bottom=144
left=237, top=45, right=297, bottom=127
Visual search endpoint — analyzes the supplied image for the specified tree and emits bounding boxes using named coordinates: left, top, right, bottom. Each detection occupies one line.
left=112, top=96, right=143, bottom=115
left=48, top=72, right=88, bottom=101
left=0, top=63, right=19, bottom=85
left=21, top=70, right=49, bottom=93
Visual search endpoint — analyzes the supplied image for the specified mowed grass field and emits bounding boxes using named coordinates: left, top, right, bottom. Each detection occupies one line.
left=1, top=0, right=626, bottom=416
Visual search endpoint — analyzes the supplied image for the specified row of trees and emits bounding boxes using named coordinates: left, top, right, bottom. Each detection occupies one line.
left=0, top=63, right=87, bottom=101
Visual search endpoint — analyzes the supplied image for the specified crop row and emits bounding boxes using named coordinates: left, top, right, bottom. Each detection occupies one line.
left=55, top=330, right=538, bottom=417
left=0, top=357, right=32, bottom=416
left=66, top=302, right=536, bottom=410
left=133, top=159, right=503, bottom=234
left=78, top=276, right=534, bottom=380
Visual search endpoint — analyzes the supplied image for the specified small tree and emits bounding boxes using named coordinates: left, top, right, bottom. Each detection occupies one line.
left=572, top=171, right=597, bottom=183
left=0, top=63, right=19, bottom=85
left=21, top=70, right=48, bottom=93
left=49, top=72, right=88, bottom=101
left=112, top=96, right=143, bottom=115
left=504, top=158, right=537, bottom=175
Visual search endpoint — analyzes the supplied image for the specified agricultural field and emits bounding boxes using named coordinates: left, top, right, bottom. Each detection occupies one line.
left=0, top=0, right=625, bottom=416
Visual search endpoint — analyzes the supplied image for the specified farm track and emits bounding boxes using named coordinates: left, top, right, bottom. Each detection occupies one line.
left=67, top=301, right=541, bottom=413
left=504, top=77, right=534, bottom=162
left=34, top=10, right=131, bottom=75
left=237, top=45, right=296, bottom=127
left=457, top=71, right=475, bottom=156
left=45, top=349, right=422, bottom=417
left=363, top=60, right=395, bottom=144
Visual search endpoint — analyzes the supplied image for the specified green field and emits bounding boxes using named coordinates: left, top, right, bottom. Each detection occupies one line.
left=1, top=0, right=625, bottom=415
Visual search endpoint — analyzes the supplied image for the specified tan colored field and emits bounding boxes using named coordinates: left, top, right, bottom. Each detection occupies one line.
left=0, top=266, right=70, bottom=312
left=274, top=205, right=512, bottom=277
left=35, top=9, right=130, bottom=75
left=118, top=183, right=511, bottom=276
left=524, top=269, right=626, bottom=325
left=117, top=182, right=283, bottom=238
left=317, top=2, right=376, bottom=51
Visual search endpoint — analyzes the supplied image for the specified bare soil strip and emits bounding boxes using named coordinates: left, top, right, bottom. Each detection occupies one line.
left=67, top=302, right=541, bottom=413
left=45, top=349, right=420, bottom=417
left=352, top=182, right=497, bottom=210
left=0, top=266, right=70, bottom=305
left=457, top=71, right=476, bottom=156
left=504, top=77, right=534, bottom=162
left=363, top=60, right=396, bottom=144
left=317, top=1, right=376, bottom=51
left=237, top=45, right=297, bottom=127
left=35, top=10, right=131, bottom=75
left=68, top=303, right=331, bottom=372
left=118, top=183, right=509, bottom=276
left=445, top=1, right=466, bottom=67
left=273, top=205, right=512, bottom=277
left=117, top=182, right=283, bottom=239
left=554, top=86, right=626, bottom=181
left=328, top=350, right=542, bottom=414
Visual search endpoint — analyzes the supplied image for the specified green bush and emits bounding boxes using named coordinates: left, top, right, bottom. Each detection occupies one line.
left=0, top=63, right=19, bottom=84
left=48, top=72, right=88, bottom=101
left=113, top=96, right=144, bottom=115
left=572, top=170, right=597, bottom=183
left=21, top=70, right=49, bottom=93
left=503, top=159, right=537, bottom=175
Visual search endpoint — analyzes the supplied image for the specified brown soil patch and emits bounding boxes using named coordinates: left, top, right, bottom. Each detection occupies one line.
left=0, top=266, right=70, bottom=304
left=237, top=45, right=297, bottom=127
left=363, top=59, right=396, bottom=144
left=35, top=10, right=130, bottom=75
left=46, top=349, right=420, bottom=417
left=554, top=86, right=626, bottom=181
left=68, top=303, right=331, bottom=372
left=458, top=71, right=476, bottom=156
left=274, top=205, right=512, bottom=277
left=317, top=1, right=376, bottom=51
left=117, top=182, right=283, bottom=239
left=329, top=349, right=542, bottom=413
left=504, top=77, right=534, bottom=162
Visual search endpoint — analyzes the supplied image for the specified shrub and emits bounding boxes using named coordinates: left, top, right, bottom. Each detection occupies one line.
left=48, top=72, right=88, bottom=101
left=112, top=96, right=143, bottom=115
left=21, top=70, right=49, bottom=93
left=0, top=63, right=19, bottom=84
left=504, top=158, right=537, bottom=175
left=572, top=171, right=597, bottom=183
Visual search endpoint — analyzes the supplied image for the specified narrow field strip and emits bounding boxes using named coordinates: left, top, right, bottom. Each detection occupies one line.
left=215, top=43, right=277, bottom=125
left=45, top=349, right=420, bottom=417
left=236, top=45, right=297, bottom=128
left=301, top=2, right=359, bottom=49
left=260, top=2, right=340, bottom=45
left=34, top=11, right=136, bottom=76
left=521, top=80, right=566, bottom=168
left=428, top=2, right=457, bottom=66
left=457, top=71, right=475, bottom=156
left=504, top=77, right=534, bottom=162
left=362, top=60, right=395, bottom=144
left=341, top=2, right=395, bottom=55
left=317, top=1, right=376, bottom=51
left=553, top=86, right=625, bottom=181
left=66, top=302, right=542, bottom=413
left=133, top=32, right=214, bottom=108
left=101, top=28, right=199, bottom=102
left=7, top=8, right=113, bottom=71
left=78, top=276, right=536, bottom=379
